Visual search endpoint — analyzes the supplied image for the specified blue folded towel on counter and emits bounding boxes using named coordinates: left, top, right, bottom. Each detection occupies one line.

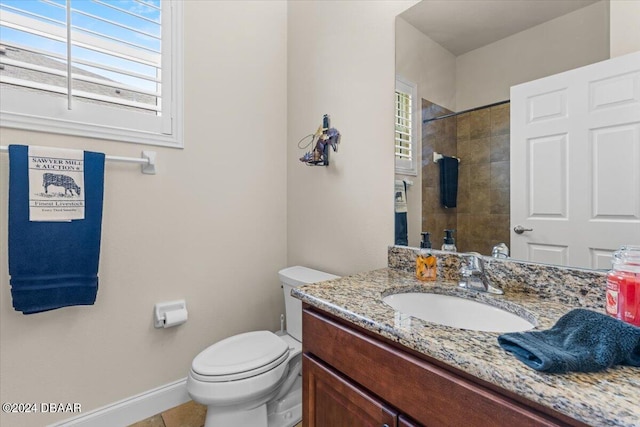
left=8, top=145, right=105, bottom=314
left=498, top=309, right=640, bottom=373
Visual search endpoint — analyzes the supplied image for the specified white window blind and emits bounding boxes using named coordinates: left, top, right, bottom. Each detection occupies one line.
left=395, top=90, right=412, bottom=160
left=0, top=0, right=183, bottom=147
left=395, top=77, right=418, bottom=176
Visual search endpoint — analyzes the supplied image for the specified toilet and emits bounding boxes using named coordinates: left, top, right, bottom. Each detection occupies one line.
left=187, top=266, right=339, bottom=427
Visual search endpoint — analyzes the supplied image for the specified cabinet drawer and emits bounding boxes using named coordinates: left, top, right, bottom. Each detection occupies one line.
left=303, top=308, right=570, bottom=427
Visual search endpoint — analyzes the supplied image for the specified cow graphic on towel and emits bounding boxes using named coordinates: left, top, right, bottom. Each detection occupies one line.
left=43, top=173, right=81, bottom=196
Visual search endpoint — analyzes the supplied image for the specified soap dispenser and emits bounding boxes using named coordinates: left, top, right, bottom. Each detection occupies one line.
left=416, top=232, right=437, bottom=281
left=442, top=229, right=457, bottom=252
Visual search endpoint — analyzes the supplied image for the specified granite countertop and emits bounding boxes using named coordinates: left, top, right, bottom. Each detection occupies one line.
left=292, top=267, right=640, bottom=427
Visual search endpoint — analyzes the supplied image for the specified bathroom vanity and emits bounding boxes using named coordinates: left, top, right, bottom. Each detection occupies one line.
left=293, top=248, right=640, bottom=427
left=303, top=307, right=575, bottom=426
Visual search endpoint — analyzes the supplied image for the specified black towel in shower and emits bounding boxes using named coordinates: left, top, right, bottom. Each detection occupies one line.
left=438, top=156, right=458, bottom=208
left=394, top=180, right=408, bottom=246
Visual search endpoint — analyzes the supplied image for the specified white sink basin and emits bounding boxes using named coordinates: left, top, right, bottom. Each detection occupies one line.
left=382, top=292, right=535, bottom=332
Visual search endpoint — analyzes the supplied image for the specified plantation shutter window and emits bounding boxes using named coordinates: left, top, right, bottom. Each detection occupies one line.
left=395, top=77, right=418, bottom=176
left=395, top=90, right=412, bottom=160
left=0, top=0, right=183, bottom=147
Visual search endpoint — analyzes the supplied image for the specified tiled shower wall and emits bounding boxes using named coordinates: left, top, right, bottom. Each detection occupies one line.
left=421, top=101, right=510, bottom=255
left=421, top=100, right=456, bottom=248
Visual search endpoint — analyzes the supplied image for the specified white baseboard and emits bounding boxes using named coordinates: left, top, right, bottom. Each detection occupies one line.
left=48, top=378, right=190, bottom=427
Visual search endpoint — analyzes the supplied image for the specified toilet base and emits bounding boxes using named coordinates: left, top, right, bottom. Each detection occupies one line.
left=205, top=403, right=267, bottom=427
left=202, top=376, right=302, bottom=427
left=267, top=376, right=302, bottom=427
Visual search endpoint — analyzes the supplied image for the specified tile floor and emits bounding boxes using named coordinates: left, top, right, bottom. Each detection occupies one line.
left=129, top=401, right=206, bottom=427
left=129, top=400, right=302, bottom=427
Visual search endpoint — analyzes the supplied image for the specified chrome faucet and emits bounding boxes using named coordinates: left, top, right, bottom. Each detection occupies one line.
left=459, top=252, right=503, bottom=295
left=492, top=243, right=509, bottom=259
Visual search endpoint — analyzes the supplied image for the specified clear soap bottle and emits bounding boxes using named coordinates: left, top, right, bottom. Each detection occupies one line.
left=442, top=229, right=457, bottom=252
left=416, top=232, right=437, bottom=282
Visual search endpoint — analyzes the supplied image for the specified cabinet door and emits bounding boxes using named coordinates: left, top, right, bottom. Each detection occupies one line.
left=303, top=354, right=398, bottom=427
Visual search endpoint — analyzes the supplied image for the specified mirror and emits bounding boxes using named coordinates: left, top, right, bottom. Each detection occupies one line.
left=395, top=0, right=618, bottom=267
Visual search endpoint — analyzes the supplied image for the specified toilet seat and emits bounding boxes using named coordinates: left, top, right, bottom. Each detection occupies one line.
left=191, top=331, right=289, bottom=382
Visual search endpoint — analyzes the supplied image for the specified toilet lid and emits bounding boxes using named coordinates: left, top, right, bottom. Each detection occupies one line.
left=191, top=331, right=289, bottom=381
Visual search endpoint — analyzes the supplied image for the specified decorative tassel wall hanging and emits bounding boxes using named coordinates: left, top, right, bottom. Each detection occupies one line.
left=298, top=114, right=341, bottom=166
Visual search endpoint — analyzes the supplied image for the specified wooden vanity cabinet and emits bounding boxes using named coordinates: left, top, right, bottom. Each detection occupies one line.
left=302, top=306, right=586, bottom=427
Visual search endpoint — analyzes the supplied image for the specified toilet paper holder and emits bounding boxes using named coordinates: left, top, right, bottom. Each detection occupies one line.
left=154, top=299, right=188, bottom=328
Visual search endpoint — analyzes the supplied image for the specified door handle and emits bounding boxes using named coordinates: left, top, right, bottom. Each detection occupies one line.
left=514, top=225, right=533, bottom=234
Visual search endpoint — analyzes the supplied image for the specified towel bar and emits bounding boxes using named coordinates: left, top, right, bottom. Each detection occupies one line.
left=0, top=145, right=156, bottom=174
left=433, top=152, right=460, bottom=164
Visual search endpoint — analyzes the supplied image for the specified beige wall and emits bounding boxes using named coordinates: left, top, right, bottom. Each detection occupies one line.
left=395, top=17, right=456, bottom=112
left=456, top=0, right=610, bottom=111
left=0, top=2, right=287, bottom=426
left=610, top=0, right=640, bottom=57
left=395, top=16, right=456, bottom=247
left=287, top=0, right=417, bottom=275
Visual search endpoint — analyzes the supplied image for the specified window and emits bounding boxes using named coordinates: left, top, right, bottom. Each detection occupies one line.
left=0, top=0, right=183, bottom=147
left=395, top=77, right=418, bottom=176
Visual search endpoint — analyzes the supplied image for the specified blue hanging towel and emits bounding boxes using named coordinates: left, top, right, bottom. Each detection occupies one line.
left=8, top=144, right=105, bottom=314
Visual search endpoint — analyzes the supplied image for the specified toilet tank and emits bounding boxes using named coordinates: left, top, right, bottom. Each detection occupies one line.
left=278, top=266, right=339, bottom=342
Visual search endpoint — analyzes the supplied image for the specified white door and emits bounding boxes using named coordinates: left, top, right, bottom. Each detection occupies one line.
left=511, top=51, right=640, bottom=269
